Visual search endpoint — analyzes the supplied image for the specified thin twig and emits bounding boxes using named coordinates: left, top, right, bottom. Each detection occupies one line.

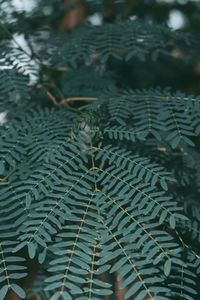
left=61, top=97, right=97, bottom=104
left=0, top=21, right=97, bottom=111
left=46, top=91, right=58, bottom=106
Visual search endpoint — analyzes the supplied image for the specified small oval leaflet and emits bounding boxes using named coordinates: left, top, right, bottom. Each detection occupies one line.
left=28, top=242, right=37, bottom=259
left=169, top=215, right=176, bottom=229
left=0, top=286, right=8, bottom=300
left=164, top=259, right=172, bottom=277
left=0, top=160, right=5, bottom=176
left=11, top=284, right=26, bottom=299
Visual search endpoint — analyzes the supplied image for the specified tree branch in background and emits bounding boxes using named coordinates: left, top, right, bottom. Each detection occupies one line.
left=61, top=0, right=86, bottom=31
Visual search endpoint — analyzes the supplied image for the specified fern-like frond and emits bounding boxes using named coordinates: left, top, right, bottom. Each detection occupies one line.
left=0, top=108, right=79, bottom=246
left=92, top=144, right=175, bottom=190
left=99, top=223, right=171, bottom=299
left=45, top=190, right=112, bottom=300
left=167, top=252, right=198, bottom=300
left=0, top=107, right=196, bottom=299
left=0, top=69, right=30, bottom=103
left=102, top=89, right=200, bottom=148
left=48, top=20, right=191, bottom=67
left=0, top=225, right=27, bottom=299
left=0, top=107, right=78, bottom=173
left=0, top=39, right=37, bottom=112
left=177, top=199, right=200, bottom=244
left=59, top=67, right=117, bottom=98
left=0, top=2, right=199, bottom=299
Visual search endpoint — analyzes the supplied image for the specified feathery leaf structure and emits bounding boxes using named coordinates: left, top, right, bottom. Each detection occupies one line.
left=49, top=20, right=191, bottom=67
left=0, top=106, right=198, bottom=299
left=102, top=89, right=200, bottom=148
left=0, top=28, right=38, bottom=112
left=0, top=2, right=200, bottom=299
left=0, top=225, right=27, bottom=299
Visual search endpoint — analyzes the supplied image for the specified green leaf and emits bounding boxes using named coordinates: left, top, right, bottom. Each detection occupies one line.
left=174, top=213, right=189, bottom=221
left=0, top=286, right=8, bottom=300
left=160, top=179, right=168, bottom=191
left=164, top=259, right=171, bottom=277
left=28, top=242, right=37, bottom=259
left=62, top=291, right=73, bottom=300
left=25, top=194, right=32, bottom=208
left=0, top=160, right=5, bottom=176
left=94, top=289, right=113, bottom=296
left=110, top=257, right=127, bottom=273
left=0, top=276, right=6, bottom=283
left=38, top=247, right=47, bottom=264
left=169, top=215, right=176, bottom=229
left=11, top=284, right=26, bottom=299
left=125, top=282, right=142, bottom=299
left=50, top=292, right=60, bottom=300
left=159, top=210, right=168, bottom=224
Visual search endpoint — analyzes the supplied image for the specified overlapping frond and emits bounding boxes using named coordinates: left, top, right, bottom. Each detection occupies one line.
left=0, top=108, right=79, bottom=247
left=0, top=36, right=37, bottom=112
left=177, top=199, right=200, bottom=245
left=102, top=89, right=200, bottom=148
left=0, top=69, right=30, bottom=101
left=0, top=15, right=42, bottom=115
left=45, top=189, right=112, bottom=300
left=0, top=225, right=27, bottom=299
left=49, top=19, right=191, bottom=67
left=0, top=5, right=199, bottom=299
left=167, top=251, right=198, bottom=300
left=0, top=106, right=195, bottom=299
left=99, top=224, right=171, bottom=300
left=59, top=67, right=117, bottom=98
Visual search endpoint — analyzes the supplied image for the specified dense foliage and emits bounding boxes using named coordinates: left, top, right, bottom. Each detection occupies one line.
left=0, top=1, right=200, bottom=299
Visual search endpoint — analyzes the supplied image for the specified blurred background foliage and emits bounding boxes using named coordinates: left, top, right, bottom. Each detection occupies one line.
left=1, top=0, right=200, bottom=109
left=60, top=0, right=200, bottom=98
